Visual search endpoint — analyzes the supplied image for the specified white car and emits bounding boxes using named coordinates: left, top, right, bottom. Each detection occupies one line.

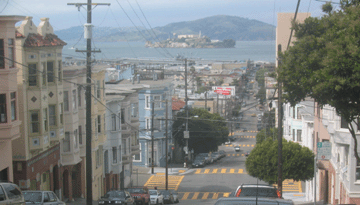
left=149, top=189, right=164, bottom=205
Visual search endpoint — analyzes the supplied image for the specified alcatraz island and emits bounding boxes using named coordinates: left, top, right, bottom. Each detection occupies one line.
left=145, top=31, right=236, bottom=48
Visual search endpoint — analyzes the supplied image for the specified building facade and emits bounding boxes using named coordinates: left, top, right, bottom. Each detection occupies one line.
left=0, top=15, right=24, bottom=182
left=11, top=16, right=66, bottom=198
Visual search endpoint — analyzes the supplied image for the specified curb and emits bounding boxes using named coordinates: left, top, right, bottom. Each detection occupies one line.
left=179, top=169, right=195, bottom=175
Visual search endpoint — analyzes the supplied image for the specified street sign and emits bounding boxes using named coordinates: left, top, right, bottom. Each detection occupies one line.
left=184, top=131, right=189, bottom=139
left=317, top=141, right=332, bottom=160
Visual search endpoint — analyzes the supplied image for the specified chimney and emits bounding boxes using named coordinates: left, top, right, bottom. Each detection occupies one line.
left=37, top=17, right=54, bottom=36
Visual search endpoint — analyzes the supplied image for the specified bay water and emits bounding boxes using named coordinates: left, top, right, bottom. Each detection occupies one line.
left=63, top=40, right=276, bottom=63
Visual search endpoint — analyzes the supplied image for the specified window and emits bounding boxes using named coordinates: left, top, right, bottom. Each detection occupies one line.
left=154, top=118, right=161, bottom=131
left=72, top=89, right=77, bottom=110
left=59, top=103, right=63, bottom=125
left=112, top=114, right=116, bottom=131
left=356, top=161, right=360, bottom=181
left=0, top=94, right=6, bottom=123
left=112, top=147, right=117, bottom=163
left=121, top=108, right=125, bottom=124
left=297, top=130, right=302, bottom=142
left=122, top=139, right=126, bottom=155
left=292, top=107, right=295, bottom=119
left=43, top=108, right=48, bottom=132
left=49, top=105, right=56, bottom=126
left=131, top=103, right=138, bottom=117
left=47, top=62, right=54, bottom=83
left=146, top=118, right=150, bottom=130
left=78, top=87, right=82, bottom=107
left=10, top=92, right=16, bottom=121
left=0, top=39, right=4, bottom=68
left=28, top=63, right=37, bottom=86
left=2, top=184, right=22, bottom=199
left=154, top=95, right=161, bottom=108
left=78, top=126, right=82, bottom=145
left=297, top=107, right=301, bottom=119
left=96, top=149, right=101, bottom=168
left=74, top=129, right=78, bottom=149
left=292, top=129, right=295, bottom=141
left=30, top=111, right=39, bottom=133
left=63, top=132, right=70, bottom=152
left=97, top=115, right=101, bottom=133
left=145, top=96, right=150, bottom=109
left=58, top=61, right=62, bottom=82
left=341, top=117, right=348, bottom=129
left=41, top=62, right=47, bottom=86
left=97, top=80, right=101, bottom=99
left=8, top=39, right=14, bottom=68
left=63, top=91, right=69, bottom=111
left=133, top=145, right=141, bottom=161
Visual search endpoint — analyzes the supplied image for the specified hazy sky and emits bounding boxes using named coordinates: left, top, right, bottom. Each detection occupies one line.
left=0, top=0, right=336, bottom=31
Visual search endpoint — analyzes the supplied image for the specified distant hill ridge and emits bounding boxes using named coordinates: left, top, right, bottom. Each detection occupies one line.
left=55, top=15, right=275, bottom=42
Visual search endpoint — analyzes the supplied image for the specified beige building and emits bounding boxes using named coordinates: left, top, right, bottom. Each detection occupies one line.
left=12, top=16, right=66, bottom=195
left=0, top=15, right=24, bottom=182
left=191, top=99, right=217, bottom=114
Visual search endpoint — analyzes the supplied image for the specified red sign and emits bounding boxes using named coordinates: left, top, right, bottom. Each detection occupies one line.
left=214, top=88, right=231, bottom=95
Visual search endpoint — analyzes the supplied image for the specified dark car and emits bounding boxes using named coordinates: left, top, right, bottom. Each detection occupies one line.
left=159, top=190, right=174, bottom=204
left=211, top=152, right=221, bottom=162
left=23, top=191, right=65, bottom=204
left=234, top=184, right=281, bottom=199
left=0, top=182, right=25, bottom=205
left=214, top=197, right=294, bottom=205
left=127, top=187, right=150, bottom=205
left=169, top=190, right=179, bottom=203
left=192, top=159, right=206, bottom=168
left=99, top=190, right=135, bottom=205
left=245, top=151, right=250, bottom=157
left=218, top=150, right=226, bottom=158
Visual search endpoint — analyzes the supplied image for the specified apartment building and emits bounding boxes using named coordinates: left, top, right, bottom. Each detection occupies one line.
left=62, top=66, right=86, bottom=200
left=12, top=17, right=66, bottom=195
left=0, top=15, right=25, bottom=182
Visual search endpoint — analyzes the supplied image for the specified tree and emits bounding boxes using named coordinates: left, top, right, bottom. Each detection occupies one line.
left=256, top=127, right=277, bottom=144
left=172, top=108, right=229, bottom=154
left=277, top=2, right=360, bottom=162
left=246, top=138, right=314, bottom=184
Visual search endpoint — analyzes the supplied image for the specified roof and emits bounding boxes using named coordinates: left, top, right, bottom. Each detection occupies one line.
left=23, top=33, right=67, bottom=47
left=172, top=98, right=185, bottom=111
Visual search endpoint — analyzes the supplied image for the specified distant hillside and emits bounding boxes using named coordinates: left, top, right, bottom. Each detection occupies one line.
left=55, top=15, right=275, bottom=42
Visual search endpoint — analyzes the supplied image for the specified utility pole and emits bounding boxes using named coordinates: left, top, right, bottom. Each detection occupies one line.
left=165, top=99, right=169, bottom=190
left=151, top=101, right=155, bottom=174
left=205, top=92, right=207, bottom=110
left=184, top=59, right=190, bottom=163
left=277, top=44, right=283, bottom=197
left=67, top=1, right=109, bottom=204
left=217, top=94, right=219, bottom=114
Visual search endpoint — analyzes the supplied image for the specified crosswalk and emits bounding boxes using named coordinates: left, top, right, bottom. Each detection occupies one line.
left=144, top=175, right=184, bottom=190
left=225, top=144, right=255, bottom=147
left=236, top=135, right=256, bottom=138
left=227, top=153, right=245, bottom=157
left=273, top=179, right=302, bottom=192
left=179, top=192, right=231, bottom=200
left=229, top=131, right=258, bottom=136
left=194, top=168, right=246, bottom=174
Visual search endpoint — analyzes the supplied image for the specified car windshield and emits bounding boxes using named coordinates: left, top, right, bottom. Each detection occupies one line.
left=127, top=188, right=145, bottom=193
left=239, top=188, right=278, bottom=198
left=23, top=192, right=42, bottom=202
left=105, top=191, right=125, bottom=198
left=160, top=190, right=170, bottom=195
left=149, top=190, right=158, bottom=195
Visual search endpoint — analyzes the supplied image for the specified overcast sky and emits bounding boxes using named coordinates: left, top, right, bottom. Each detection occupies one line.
left=0, top=0, right=336, bottom=31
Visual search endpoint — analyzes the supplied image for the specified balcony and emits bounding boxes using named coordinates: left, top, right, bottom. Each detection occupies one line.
left=49, top=127, right=64, bottom=142
left=0, top=120, right=21, bottom=141
left=131, top=144, right=140, bottom=154
left=122, top=154, right=131, bottom=164
left=61, top=148, right=82, bottom=166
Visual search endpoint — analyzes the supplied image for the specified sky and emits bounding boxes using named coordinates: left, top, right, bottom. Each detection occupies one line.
left=0, top=0, right=338, bottom=31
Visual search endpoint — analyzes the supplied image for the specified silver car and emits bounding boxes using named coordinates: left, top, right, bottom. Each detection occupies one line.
left=0, top=182, right=25, bottom=205
left=23, top=191, right=65, bottom=205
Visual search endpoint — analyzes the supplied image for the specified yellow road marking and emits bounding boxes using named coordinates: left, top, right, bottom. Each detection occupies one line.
left=212, top=169, right=218, bottom=173
left=202, top=192, right=209, bottom=199
left=232, top=154, right=235, bottom=156
left=178, top=170, right=185, bottom=173
left=212, top=193, right=218, bottom=199
left=230, top=169, right=235, bottom=173
left=221, top=169, right=226, bottom=173
left=298, top=180, right=302, bottom=192
left=238, top=169, right=243, bottom=174
left=241, top=154, right=244, bottom=156
left=223, top=193, right=230, bottom=197
left=143, top=175, right=155, bottom=187
left=247, top=144, right=250, bottom=147
left=236, top=154, right=240, bottom=156
left=192, top=192, right=199, bottom=200
left=227, top=154, right=231, bottom=156
left=156, top=173, right=165, bottom=175
left=195, top=169, right=201, bottom=174
left=243, top=144, right=246, bottom=147
left=251, top=145, right=254, bottom=147
left=182, top=192, right=189, bottom=200
left=204, top=169, right=210, bottom=174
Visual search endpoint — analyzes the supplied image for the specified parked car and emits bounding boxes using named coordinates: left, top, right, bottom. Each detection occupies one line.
left=127, top=187, right=150, bottom=205
left=197, top=153, right=212, bottom=164
left=169, top=190, right=179, bottom=203
left=192, top=158, right=206, bottom=168
left=99, top=190, right=134, bottom=205
left=245, top=151, right=250, bottom=157
left=0, top=182, right=25, bottom=205
left=234, top=145, right=240, bottom=152
left=211, top=152, right=221, bottom=162
left=234, top=184, right=281, bottom=199
left=214, top=197, right=294, bottom=205
left=23, top=190, right=65, bottom=205
left=158, top=190, right=174, bottom=204
left=218, top=150, right=226, bottom=158
left=149, top=189, right=163, bottom=205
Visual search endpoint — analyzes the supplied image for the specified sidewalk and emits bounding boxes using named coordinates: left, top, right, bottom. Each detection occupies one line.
left=66, top=198, right=98, bottom=205
left=133, top=163, right=190, bottom=175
